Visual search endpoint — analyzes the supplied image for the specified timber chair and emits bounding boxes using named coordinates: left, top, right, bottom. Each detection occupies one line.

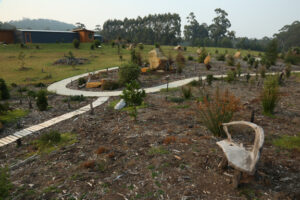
left=216, top=121, right=264, bottom=188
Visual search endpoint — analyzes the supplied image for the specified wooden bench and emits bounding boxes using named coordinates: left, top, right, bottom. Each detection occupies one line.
left=217, top=121, right=264, bottom=188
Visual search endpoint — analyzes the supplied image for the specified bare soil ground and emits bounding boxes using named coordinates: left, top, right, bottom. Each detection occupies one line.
left=1, top=73, right=299, bottom=199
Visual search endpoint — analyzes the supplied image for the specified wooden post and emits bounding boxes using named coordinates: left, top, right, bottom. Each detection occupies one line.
left=90, top=103, right=94, bottom=115
left=16, top=139, right=22, bottom=147
left=28, top=97, right=32, bottom=109
left=250, top=110, right=255, bottom=123
left=68, top=98, right=71, bottom=109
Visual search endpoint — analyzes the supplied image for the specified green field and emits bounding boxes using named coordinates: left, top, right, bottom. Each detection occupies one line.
left=0, top=43, right=261, bottom=85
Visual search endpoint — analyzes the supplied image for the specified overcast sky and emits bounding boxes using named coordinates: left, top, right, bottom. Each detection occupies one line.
left=1, top=0, right=300, bottom=38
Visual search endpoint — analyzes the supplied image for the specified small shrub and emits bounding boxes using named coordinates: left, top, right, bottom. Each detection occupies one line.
left=90, top=44, right=95, bottom=50
left=226, top=55, right=235, bottom=66
left=0, top=102, right=9, bottom=114
left=163, top=136, right=176, bottom=145
left=0, top=78, right=10, bottom=100
left=155, top=43, right=160, bottom=48
left=285, top=64, right=291, bottom=78
left=118, top=63, right=140, bottom=85
left=226, top=70, right=236, bottom=83
left=198, top=89, right=241, bottom=137
left=248, top=57, right=255, bottom=67
left=215, top=49, right=219, bottom=54
left=206, top=74, right=213, bottom=86
left=34, top=82, right=46, bottom=88
left=261, top=76, right=280, bottom=115
left=181, top=86, right=192, bottom=99
left=254, top=60, right=259, bottom=69
left=94, top=39, right=101, bottom=47
left=70, top=95, right=86, bottom=102
left=0, top=167, right=12, bottom=199
left=138, top=43, right=144, bottom=50
left=187, top=56, right=194, bottom=61
left=259, top=66, right=266, bottom=78
left=183, top=46, right=187, bottom=51
left=168, top=97, right=184, bottom=103
left=36, top=90, right=48, bottom=111
left=101, top=80, right=119, bottom=90
left=78, top=78, right=86, bottom=86
left=243, top=56, right=248, bottom=62
left=131, top=49, right=142, bottom=66
left=198, top=48, right=208, bottom=63
left=40, top=131, right=61, bottom=145
left=27, top=90, right=36, bottom=98
left=217, top=54, right=225, bottom=61
left=120, top=80, right=146, bottom=120
left=189, top=79, right=202, bottom=87
left=246, top=73, right=251, bottom=82
left=73, top=39, right=80, bottom=49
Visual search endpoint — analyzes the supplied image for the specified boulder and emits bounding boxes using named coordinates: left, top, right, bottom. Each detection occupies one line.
left=196, top=48, right=202, bottom=55
left=114, top=99, right=126, bottom=110
left=174, top=45, right=182, bottom=50
left=86, top=81, right=102, bottom=88
left=148, top=48, right=168, bottom=70
left=204, top=55, right=211, bottom=65
left=234, top=51, right=241, bottom=59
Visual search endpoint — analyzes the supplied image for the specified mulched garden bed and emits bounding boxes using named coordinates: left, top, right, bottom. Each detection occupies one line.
left=1, top=74, right=299, bottom=199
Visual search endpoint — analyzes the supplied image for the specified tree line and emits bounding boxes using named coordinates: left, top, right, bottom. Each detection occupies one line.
left=99, top=9, right=300, bottom=52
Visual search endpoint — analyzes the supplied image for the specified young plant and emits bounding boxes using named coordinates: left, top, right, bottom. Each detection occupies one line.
left=120, top=81, right=146, bottom=120
left=36, top=90, right=48, bottom=111
left=226, top=69, right=237, bottom=83
left=217, top=54, right=225, bottom=61
left=236, top=62, right=241, bottom=77
left=118, top=63, right=140, bottom=85
left=73, top=39, right=80, bottom=49
left=198, top=48, right=208, bottom=63
left=226, top=55, right=235, bottom=66
left=259, top=66, right=266, bottom=78
left=130, top=49, right=142, bottom=66
left=261, top=76, right=280, bottom=116
left=206, top=74, right=213, bottom=86
left=198, top=89, right=241, bottom=137
left=285, top=64, right=292, bottom=78
left=181, top=86, right=192, bottom=99
left=0, top=167, right=12, bottom=199
left=0, top=78, right=10, bottom=100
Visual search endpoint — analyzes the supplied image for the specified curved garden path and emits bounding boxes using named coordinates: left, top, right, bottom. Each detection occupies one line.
left=1, top=67, right=299, bottom=148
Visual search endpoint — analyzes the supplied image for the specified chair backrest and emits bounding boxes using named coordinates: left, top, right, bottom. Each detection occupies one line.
left=222, top=121, right=264, bottom=171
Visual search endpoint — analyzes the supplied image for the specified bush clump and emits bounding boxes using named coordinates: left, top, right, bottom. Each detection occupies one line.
left=226, top=55, right=235, bottom=66
left=0, top=78, right=10, bottom=100
left=40, top=131, right=61, bottom=146
left=94, top=39, right=101, bottom=47
left=226, top=69, right=237, bottom=83
left=217, top=54, right=225, bottom=61
left=130, top=49, right=142, bottom=66
left=206, top=74, right=213, bottom=86
left=198, top=89, right=241, bottom=137
left=78, top=77, right=86, bottom=86
left=120, top=80, right=146, bottom=120
left=36, top=90, right=48, bottom=111
left=181, top=86, right=192, bottom=99
left=261, top=76, right=280, bottom=115
left=0, top=167, right=12, bottom=199
left=73, top=39, right=80, bottom=49
left=118, top=63, right=140, bottom=85
left=198, top=48, right=208, bottom=63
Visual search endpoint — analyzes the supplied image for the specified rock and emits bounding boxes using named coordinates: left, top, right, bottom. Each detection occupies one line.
left=148, top=48, right=168, bottom=70
left=86, top=81, right=102, bottom=88
left=114, top=99, right=126, bottom=110
left=234, top=51, right=241, bottom=59
left=174, top=45, right=182, bottom=50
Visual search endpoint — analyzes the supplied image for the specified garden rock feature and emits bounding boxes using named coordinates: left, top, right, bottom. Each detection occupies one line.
left=114, top=99, right=126, bottom=110
left=148, top=48, right=168, bottom=70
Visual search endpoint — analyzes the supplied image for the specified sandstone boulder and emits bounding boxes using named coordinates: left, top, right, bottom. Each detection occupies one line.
left=148, top=48, right=168, bottom=70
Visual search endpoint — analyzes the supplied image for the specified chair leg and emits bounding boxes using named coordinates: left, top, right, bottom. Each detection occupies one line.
left=233, top=170, right=241, bottom=189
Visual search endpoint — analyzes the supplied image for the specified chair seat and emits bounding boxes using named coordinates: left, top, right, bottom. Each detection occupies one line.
left=217, top=140, right=254, bottom=173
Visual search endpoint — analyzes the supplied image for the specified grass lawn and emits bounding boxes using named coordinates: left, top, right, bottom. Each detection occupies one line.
left=0, top=43, right=261, bottom=85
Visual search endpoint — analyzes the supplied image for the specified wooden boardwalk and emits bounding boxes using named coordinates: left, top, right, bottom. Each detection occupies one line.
left=0, top=97, right=108, bottom=148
